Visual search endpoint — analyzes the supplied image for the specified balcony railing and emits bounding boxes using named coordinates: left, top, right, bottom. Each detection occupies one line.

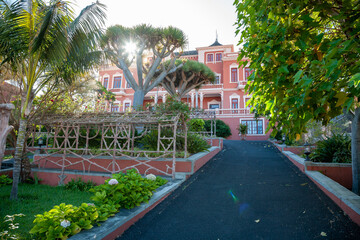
left=205, top=108, right=252, bottom=116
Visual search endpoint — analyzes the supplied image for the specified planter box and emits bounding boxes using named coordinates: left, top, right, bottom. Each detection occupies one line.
left=271, top=141, right=360, bottom=226
left=32, top=141, right=222, bottom=186
left=306, top=162, right=352, bottom=190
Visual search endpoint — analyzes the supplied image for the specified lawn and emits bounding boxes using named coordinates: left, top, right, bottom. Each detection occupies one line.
left=0, top=183, right=93, bottom=239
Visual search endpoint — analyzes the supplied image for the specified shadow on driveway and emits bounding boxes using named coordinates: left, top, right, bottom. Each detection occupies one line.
left=117, top=140, right=360, bottom=240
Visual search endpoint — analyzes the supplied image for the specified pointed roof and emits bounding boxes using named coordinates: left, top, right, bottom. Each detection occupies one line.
left=209, top=39, right=222, bottom=47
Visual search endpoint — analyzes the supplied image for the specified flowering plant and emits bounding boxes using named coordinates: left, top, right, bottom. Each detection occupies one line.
left=108, top=179, right=118, bottom=185
left=146, top=174, right=156, bottom=181
left=60, top=220, right=71, bottom=228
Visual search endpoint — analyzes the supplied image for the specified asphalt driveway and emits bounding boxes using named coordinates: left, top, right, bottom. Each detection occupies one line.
left=117, top=140, right=360, bottom=240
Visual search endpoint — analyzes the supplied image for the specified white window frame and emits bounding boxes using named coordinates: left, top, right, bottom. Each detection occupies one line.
left=214, top=73, right=221, bottom=84
left=229, top=64, right=239, bottom=83
left=110, top=101, right=120, bottom=112
left=112, top=73, right=123, bottom=89
left=215, top=52, right=222, bottom=62
left=206, top=53, right=214, bottom=63
left=208, top=100, right=221, bottom=110
left=239, top=118, right=265, bottom=136
left=242, top=62, right=251, bottom=81
left=102, top=74, right=110, bottom=89
left=243, top=95, right=252, bottom=109
left=229, top=94, right=240, bottom=109
left=123, top=99, right=132, bottom=112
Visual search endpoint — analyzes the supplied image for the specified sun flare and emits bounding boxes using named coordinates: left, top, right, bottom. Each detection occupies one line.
left=125, top=42, right=137, bottom=56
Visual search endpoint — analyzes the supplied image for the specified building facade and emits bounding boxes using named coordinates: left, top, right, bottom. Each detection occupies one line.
left=98, top=40, right=271, bottom=140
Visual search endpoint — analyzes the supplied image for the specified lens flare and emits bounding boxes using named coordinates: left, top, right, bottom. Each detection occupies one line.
left=228, top=190, right=239, bottom=203
left=239, top=203, right=249, bottom=214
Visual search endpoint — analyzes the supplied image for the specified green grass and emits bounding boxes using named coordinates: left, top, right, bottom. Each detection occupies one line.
left=0, top=183, right=93, bottom=239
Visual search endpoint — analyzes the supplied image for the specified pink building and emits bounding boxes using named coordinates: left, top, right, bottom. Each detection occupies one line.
left=98, top=39, right=271, bottom=140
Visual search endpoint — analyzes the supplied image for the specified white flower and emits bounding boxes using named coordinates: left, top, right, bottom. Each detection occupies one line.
left=146, top=174, right=156, bottom=181
left=60, top=220, right=71, bottom=228
left=87, top=203, right=95, bottom=206
left=108, top=179, right=118, bottom=185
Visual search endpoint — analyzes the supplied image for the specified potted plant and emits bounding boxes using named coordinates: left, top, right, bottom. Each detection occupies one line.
left=238, top=123, right=248, bottom=140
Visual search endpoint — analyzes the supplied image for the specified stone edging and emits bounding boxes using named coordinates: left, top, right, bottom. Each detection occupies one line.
left=272, top=142, right=360, bottom=226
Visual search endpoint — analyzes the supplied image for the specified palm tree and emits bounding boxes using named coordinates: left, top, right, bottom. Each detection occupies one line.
left=0, top=0, right=106, bottom=200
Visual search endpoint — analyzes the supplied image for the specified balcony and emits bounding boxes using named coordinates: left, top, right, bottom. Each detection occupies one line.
left=204, top=108, right=252, bottom=117
left=237, top=81, right=248, bottom=89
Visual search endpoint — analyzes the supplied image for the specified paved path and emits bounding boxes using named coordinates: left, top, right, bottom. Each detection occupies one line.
left=118, top=141, right=360, bottom=240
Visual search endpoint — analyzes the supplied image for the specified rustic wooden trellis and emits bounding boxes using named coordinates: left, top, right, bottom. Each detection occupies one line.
left=27, top=112, right=184, bottom=179
left=190, top=109, right=216, bottom=138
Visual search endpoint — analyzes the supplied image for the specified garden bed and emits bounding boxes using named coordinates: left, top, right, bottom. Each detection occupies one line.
left=0, top=183, right=93, bottom=239
left=68, top=178, right=184, bottom=240
left=31, top=145, right=222, bottom=186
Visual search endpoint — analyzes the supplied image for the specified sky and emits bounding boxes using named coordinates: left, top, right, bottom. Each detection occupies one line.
left=73, top=0, right=240, bottom=51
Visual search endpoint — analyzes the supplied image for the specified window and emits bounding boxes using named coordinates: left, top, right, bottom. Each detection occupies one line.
left=245, top=67, right=254, bottom=81
left=242, top=120, right=263, bottom=135
left=124, top=102, right=131, bottom=111
left=111, top=105, right=119, bottom=112
left=113, top=76, right=122, bottom=88
left=244, top=98, right=251, bottom=109
left=207, top=54, right=214, bottom=62
left=216, top=53, right=222, bottom=61
left=231, top=68, right=238, bottom=82
left=214, top=75, right=220, bottom=84
left=124, top=76, right=131, bottom=88
left=231, top=98, right=238, bottom=113
left=209, top=104, right=220, bottom=109
left=103, top=77, right=108, bottom=88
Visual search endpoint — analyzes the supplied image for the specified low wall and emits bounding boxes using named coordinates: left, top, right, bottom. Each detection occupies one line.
left=274, top=143, right=352, bottom=189
left=306, top=162, right=352, bottom=190
left=271, top=142, right=360, bottom=226
left=32, top=141, right=222, bottom=186
left=0, top=168, right=13, bottom=178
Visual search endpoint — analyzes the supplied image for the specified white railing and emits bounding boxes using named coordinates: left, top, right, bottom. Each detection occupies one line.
left=205, top=108, right=252, bottom=116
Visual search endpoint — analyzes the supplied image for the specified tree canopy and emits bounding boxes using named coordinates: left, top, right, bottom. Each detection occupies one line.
left=159, top=59, right=215, bottom=100
left=101, top=24, right=187, bottom=108
left=0, top=0, right=106, bottom=199
left=235, top=0, right=360, bottom=193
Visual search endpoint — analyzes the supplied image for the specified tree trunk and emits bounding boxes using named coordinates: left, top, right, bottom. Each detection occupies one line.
left=352, top=107, right=360, bottom=195
left=133, top=89, right=145, bottom=111
left=10, top=118, right=27, bottom=200
left=0, top=104, right=15, bottom=167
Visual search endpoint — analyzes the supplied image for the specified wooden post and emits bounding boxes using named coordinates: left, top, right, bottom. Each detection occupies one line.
left=0, top=104, right=14, bottom=167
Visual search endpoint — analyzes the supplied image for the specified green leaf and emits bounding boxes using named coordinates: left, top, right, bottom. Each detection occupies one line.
left=278, top=65, right=289, bottom=74
left=335, top=92, right=348, bottom=107
left=349, top=73, right=360, bottom=87
left=294, top=70, right=303, bottom=83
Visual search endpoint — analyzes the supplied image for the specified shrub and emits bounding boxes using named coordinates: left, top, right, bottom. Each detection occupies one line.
left=186, top=134, right=211, bottom=154
left=141, top=129, right=210, bottom=154
left=237, top=123, right=248, bottom=135
left=0, top=213, right=24, bottom=240
left=90, top=169, right=167, bottom=210
left=65, top=178, right=97, bottom=192
left=188, top=119, right=205, bottom=132
left=0, top=175, right=12, bottom=187
left=30, top=203, right=98, bottom=240
left=28, top=170, right=168, bottom=239
left=311, top=134, right=351, bottom=163
left=204, top=119, right=231, bottom=138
